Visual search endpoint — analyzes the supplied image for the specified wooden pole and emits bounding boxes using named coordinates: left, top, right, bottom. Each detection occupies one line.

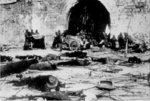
left=125, top=39, right=128, bottom=58
left=125, top=10, right=132, bottom=58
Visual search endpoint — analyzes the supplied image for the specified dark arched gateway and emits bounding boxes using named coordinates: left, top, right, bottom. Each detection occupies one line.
left=67, top=0, right=111, bottom=42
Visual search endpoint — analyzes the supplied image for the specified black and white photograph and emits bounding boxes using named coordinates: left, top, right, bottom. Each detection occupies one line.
left=0, top=0, right=150, bottom=101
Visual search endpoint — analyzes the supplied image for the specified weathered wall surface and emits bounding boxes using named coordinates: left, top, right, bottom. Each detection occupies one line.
left=0, top=0, right=150, bottom=45
left=0, top=0, right=67, bottom=45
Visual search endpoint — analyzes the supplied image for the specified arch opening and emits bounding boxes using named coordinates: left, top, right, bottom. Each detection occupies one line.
left=67, top=0, right=111, bottom=42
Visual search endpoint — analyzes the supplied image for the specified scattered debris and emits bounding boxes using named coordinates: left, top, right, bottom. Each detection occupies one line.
left=118, top=61, right=134, bottom=67
left=57, top=59, right=90, bottom=66
left=128, top=56, right=142, bottom=64
left=61, top=51, right=87, bottom=58
left=91, top=57, right=107, bottom=64
left=96, top=80, right=115, bottom=91
left=16, top=74, right=23, bottom=80
left=15, top=55, right=27, bottom=60
left=7, top=92, right=70, bottom=100
left=0, top=59, right=38, bottom=77
left=8, top=75, right=64, bottom=92
left=66, top=90, right=83, bottom=97
left=0, top=55, right=13, bottom=62
left=16, top=55, right=42, bottom=60
left=91, top=46, right=101, bottom=52
left=29, top=62, right=57, bottom=70
left=41, top=54, right=60, bottom=62
left=126, top=73, right=147, bottom=81
left=102, top=68, right=123, bottom=73
left=91, top=46, right=106, bottom=52
left=131, top=43, right=147, bottom=53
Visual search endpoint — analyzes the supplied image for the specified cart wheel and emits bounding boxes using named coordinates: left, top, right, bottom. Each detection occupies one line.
left=69, top=40, right=80, bottom=51
left=45, top=75, right=59, bottom=91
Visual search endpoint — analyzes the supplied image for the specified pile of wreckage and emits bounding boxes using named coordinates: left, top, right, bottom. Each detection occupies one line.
left=51, top=30, right=148, bottom=53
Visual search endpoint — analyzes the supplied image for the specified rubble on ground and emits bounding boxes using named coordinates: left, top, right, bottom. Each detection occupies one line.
left=0, top=48, right=150, bottom=101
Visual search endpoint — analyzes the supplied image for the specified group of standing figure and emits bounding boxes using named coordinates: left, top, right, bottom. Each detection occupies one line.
left=24, top=29, right=45, bottom=50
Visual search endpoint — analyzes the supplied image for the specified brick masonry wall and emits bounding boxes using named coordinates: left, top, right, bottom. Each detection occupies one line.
left=0, top=0, right=150, bottom=46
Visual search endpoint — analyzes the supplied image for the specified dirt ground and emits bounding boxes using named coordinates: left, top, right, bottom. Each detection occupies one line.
left=0, top=49, right=150, bottom=101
